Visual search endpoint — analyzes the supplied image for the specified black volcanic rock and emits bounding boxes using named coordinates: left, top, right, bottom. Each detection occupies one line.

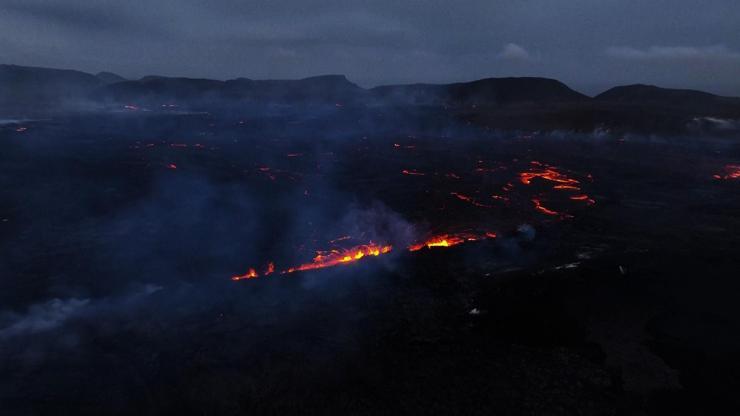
left=372, top=77, right=589, bottom=106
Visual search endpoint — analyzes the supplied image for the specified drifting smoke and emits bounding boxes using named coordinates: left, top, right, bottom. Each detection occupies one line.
left=690, top=117, right=740, bottom=132
left=0, top=284, right=162, bottom=339
left=0, top=297, right=90, bottom=339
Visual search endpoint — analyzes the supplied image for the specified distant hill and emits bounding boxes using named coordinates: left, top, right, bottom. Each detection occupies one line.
left=2, top=63, right=740, bottom=133
left=372, top=77, right=589, bottom=106
left=225, top=75, right=364, bottom=103
left=0, top=64, right=102, bottom=110
left=96, top=71, right=126, bottom=84
left=98, top=74, right=364, bottom=106
left=595, top=84, right=740, bottom=114
left=99, top=76, right=224, bottom=103
left=99, top=75, right=584, bottom=108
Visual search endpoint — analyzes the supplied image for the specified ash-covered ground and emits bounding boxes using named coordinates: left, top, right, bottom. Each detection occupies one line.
left=1, top=108, right=740, bottom=415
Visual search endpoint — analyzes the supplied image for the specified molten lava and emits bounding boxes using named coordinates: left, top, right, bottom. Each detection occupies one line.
left=408, top=235, right=465, bottom=251
left=531, top=198, right=559, bottom=216
left=402, top=169, right=426, bottom=176
left=714, top=165, right=740, bottom=180
left=519, top=161, right=595, bottom=209
left=228, top=158, right=598, bottom=282
left=232, top=268, right=258, bottom=281
left=234, top=242, right=393, bottom=280
left=233, top=231, right=498, bottom=281
left=285, top=243, right=393, bottom=273
left=450, top=192, right=492, bottom=208
left=570, top=195, right=596, bottom=205
left=408, top=232, right=496, bottom=252
left=519, top=163, right=580, bottom=187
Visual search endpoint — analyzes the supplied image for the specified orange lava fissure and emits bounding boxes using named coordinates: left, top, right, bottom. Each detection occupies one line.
left=233, top=232, right=498, bottom=281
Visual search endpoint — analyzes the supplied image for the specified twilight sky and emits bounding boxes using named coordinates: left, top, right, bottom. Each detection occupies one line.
left=1, top=0, right=739, bottom=95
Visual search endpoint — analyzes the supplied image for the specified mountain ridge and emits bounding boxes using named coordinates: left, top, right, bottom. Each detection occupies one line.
left=2, top=63, right=740, bottom=133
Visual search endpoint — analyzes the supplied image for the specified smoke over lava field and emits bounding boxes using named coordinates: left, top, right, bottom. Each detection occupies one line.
left=2, top=108, right=740, bottom=415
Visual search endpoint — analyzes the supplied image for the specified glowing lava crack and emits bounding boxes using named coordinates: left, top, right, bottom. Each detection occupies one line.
left=232, top=232, right=497, bottom=281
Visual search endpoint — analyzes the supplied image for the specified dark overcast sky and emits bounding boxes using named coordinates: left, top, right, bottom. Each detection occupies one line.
left=1, top=0, right=739, bottom=95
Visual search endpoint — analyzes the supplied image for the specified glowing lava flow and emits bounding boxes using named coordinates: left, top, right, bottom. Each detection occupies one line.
left=408, top=232, right=497, bottom=252
left=401, top=169, right=426, bottom=176
left=450, top=192, right=492, bottom=208
left=232, top=243, right=392, bottom=280
left=531, top=198, right=559, bottom=216
left=233, top=232, right=498, bottom=281
left=519, top=162, right=581, bottom=187
left=408, top=235, right=467, bottom=251
left=232, top=268, right=258, bottom=281
left=519, top=161, right=595, bottom=213
left=284, top=243, right=393, bottom=273
left=714, top=165, right=740, bottom=180
left=569, top=195, right=596, bottom=205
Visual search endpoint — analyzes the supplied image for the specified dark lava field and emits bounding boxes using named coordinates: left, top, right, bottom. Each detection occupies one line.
left=1, top=109, right=740, bottom=415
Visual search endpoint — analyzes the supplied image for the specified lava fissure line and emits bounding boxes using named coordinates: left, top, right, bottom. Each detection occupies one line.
left=232, top=232, right=497, bottom=281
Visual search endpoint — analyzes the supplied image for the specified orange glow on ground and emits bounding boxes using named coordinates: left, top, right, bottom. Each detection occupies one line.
left=232, top=268, right=258, bottom=281
left=450, top=192, right=492, bottom=208
left=407, top=232, right=496, bottom=252
left=234, top=231, right=499, bottom=281
left=532, top=198, right=559, bottom=216
left=401, top=169, right=426, bottom=176
left=230, top=159, right=598, bottom=281
left=284, top=243, right=393, bottom=274
left=519, top=165, right=580, bottom=187
left=714, top=165, right=740, bottom=180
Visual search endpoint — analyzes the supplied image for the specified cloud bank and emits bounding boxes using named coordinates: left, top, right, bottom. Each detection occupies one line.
left=1, top=1, right=740, bottom=94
